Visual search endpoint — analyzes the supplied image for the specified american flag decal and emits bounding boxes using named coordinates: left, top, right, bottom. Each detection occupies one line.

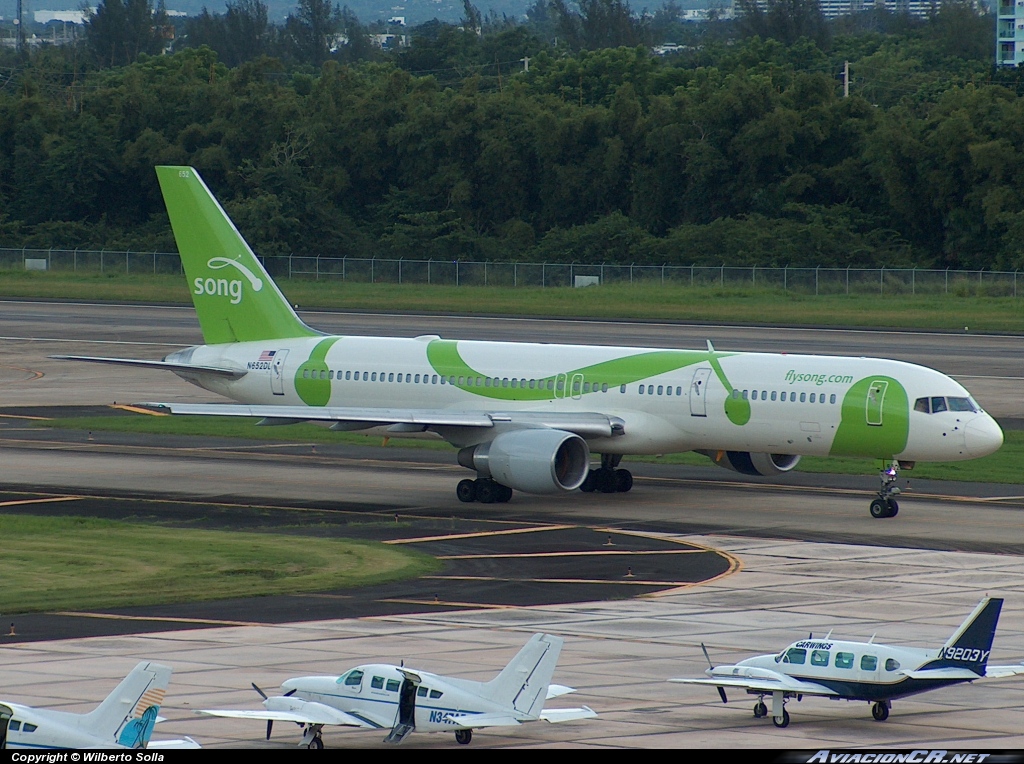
left=258, top=350, right=277, bottom=362
left=134, top=687, right=166, bottom=717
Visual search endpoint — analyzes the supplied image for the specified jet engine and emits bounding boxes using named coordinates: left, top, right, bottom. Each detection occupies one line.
left=701, top=450, right=801, bottom=476
left=458, top=429, right=590, bottom=494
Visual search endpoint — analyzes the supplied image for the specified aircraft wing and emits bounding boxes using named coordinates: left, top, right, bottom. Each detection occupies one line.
left=984, top=664, right=1024, bottom=678
left=52, top=355, right=246, bottom=379
left=149, top=403, right=625, bottom=439
left=539, top=706, right=597, bottom=723
left=146, top=736, right=202, bottom=749
left=668, top=674, right=839, bottom=697
left=443, top=712, right=521, bottom=729
left=546, top=684, right=577, bottom=699
left=198, top=703, right=374, bottom=728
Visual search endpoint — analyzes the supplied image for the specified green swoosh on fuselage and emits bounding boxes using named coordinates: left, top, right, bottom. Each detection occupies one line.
left=426, top=339, right=747, bottom=422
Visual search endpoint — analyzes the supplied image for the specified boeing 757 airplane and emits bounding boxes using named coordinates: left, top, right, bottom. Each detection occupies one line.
left=57, top=166, right=1003, bottom=517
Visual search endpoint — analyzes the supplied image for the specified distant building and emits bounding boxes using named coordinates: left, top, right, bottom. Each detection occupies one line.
left=739, top=0, right=974, bottom=19
left=997, top=0, right=1024, bottom=65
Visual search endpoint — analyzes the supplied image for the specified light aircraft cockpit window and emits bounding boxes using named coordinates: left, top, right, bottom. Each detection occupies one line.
left=417, top=686, right=428, bottom=697
left=783, top=648, right=807, bottom=664
left=22, top=724, right=36, bottom=733
left=429, top=690, right=443, bottom=699
left=835, top=652, right=854, bottom=669
left=931, top=396, right=948, bottom=413
left=948, top=397, right=978, bottom=412
left=861, top=655, right=878, bottom=671
left=811, top=650, right=830, bottom=666
left=341, top=670, right=364, bottom=686
left=885, top=659, right=900, bottom=671
left=371, top=676, right=385, bottom=690
left=386, top=679, right=400, bottom=692
left=8, top=721, right=19, bottom=731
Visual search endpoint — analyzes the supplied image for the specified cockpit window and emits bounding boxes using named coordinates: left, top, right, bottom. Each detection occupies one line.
left=914, top=397, right=930, bottom=413
left=341, top=669, right=363, bottom=686
left=782, top=648, right=807, bottom=665
left=948, top=397, right=978, bottom=412
left=931, top=396, right=948, bottom=413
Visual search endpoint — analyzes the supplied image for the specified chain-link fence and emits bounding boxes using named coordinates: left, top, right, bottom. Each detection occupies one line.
left=3, top=247, right=1022, bottom=296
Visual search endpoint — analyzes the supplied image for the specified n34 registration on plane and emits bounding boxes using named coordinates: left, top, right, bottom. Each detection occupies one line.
left=58, top=167, right=1003, bottom=517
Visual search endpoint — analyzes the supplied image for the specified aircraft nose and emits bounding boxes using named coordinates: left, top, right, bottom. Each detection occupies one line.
left=965, top=415, right=1003, bottom=457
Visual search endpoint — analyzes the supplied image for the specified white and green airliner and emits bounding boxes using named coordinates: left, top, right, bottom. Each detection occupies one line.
left=59, top=167, right=1004, bottom=517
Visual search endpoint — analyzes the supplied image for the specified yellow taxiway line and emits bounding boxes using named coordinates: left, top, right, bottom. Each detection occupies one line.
left=0, top=496, right=81, bottom=508
left=436, top=549, right=710, bottom=560
left=385, top=525, right=574, bottom=545
left=111, top=404, right=169, bottom=416
left=52, top=611, right=262, bottom=627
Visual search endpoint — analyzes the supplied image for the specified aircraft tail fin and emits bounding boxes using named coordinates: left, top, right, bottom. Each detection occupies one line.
left=83, top=661, right=172, bottom=748
left=155, top=166, right=319, bottom=346
left=482, top=634, right=564, bottom=719
left=935, top=597, right=1003, bottom=674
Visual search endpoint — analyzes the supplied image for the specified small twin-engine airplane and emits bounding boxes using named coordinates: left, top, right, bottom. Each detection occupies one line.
left=669, top=597, right=1024, bottom=728
left=57, top=166, right=1004, bottom=517
left=198, top=633, right=595, bottom=748
left=0, top=661, right=199, bottom=749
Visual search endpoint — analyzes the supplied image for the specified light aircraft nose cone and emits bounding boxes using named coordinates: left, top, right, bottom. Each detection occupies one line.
left=965, top=415, right=1003, bottom=457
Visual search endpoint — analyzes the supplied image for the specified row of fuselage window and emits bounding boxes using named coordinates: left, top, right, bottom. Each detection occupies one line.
left=301, top=368, right=838, bottom=403
left=4, top=720, right=38, bottom=733
left=342, top=670, right=443, bottom=698
left=779, top=648, right=899, bottom=672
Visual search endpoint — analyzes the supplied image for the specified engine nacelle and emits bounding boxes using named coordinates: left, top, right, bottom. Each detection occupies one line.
left=458, top=429, right=590, bottom=494
left=702, top=450, right=801, bottom=476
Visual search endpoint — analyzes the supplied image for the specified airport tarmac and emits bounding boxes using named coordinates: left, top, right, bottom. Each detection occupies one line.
left=1, top=536, right=1023, bottom=749
left=1, top=300, right=1024, bottom=748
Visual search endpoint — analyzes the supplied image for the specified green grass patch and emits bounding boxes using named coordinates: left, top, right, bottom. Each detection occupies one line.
left=0, top=515, right=440, bottom=614
left=39, top=414, right=1024, bottom=485
left=6, top=270, right=1024, bottom=332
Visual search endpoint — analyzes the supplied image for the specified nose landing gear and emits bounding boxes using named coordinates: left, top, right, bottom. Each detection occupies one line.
left=869, top=461, right=901, bottom=518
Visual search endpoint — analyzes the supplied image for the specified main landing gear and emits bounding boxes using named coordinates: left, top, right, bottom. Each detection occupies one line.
left=456, top=477, right=513, bottom=504
left=869, top=460, right=901, bottom=519
left=753, top=692, right=792, bottom=728
left=580, top=454, right=633, bottom=494
left=454, top=728, right=473, bottom=745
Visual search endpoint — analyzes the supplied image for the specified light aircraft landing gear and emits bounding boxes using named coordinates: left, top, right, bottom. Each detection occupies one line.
left=455, top=728, right=472, bottom=745
left=300, top=724, right=325, bottom=749
left=307, top=736, right=324, bottom=750
left=870, top=461, right=901, bottom=519
left=753, top=699, right=768, bottom=718
left=772, top=708, right=790, bottom=728
left=580, top=455, right=633, bottom=494
left=871, top=700, right=890, bottom=721
left=456, top=478, right=512, bottom=504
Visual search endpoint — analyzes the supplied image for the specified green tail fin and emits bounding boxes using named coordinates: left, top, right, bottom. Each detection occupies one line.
left=155, top=166, right=318, bottom=345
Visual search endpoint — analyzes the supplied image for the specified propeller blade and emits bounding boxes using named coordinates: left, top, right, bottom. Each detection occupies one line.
left=252, top=683, right=268, bottom=700
left=284, top=689, right=297, bottom=697
left=266, top=719, right=273, bottom=740
left=700, top=642, right=714, bottom=670
left=717, top=686, right=728, bottom=704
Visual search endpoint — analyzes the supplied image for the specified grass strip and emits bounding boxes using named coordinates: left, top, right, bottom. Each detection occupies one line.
left=4, top=271, right=1024, bottom=332
left=0, top=515, right=440, bottom=614
left=38, top=414, right=1024, bottom=485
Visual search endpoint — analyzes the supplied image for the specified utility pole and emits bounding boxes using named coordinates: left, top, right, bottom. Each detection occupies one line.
left=15, top=0, right=23, bottom=55
left=844, top=60, right=850, bottom=98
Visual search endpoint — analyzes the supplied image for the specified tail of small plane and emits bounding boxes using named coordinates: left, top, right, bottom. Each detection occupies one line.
left=82, top=661, right=171, bottom=748
left=482, top=634, right=563, bottom=719
left=154, top=166, right=319, bottom=346
left=936, top=597, right=1003, bottom=674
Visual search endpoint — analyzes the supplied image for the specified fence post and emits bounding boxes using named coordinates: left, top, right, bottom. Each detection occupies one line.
left=456, top=260, right=460, bottom=287
left=601, top=263, right=604, bottom=285
left=691, top=264, right=694, bottom=288
left=752, top=264, right=755, bottom=288
left=846, top=266, right=849, bottom=295
left=912, top=267, right=915, bottom=295
left=945, top=267, right=948, bottom=294
left=880, top=266, right=884, bottom=294
left=1015, top=270, right=1018, bottom=298
left=428, top=259, right=431, bottom=285
left=126, top=249, right=129, bottom=274
left=631, top=264, right=634, bottom=285
left=398, top=258, right=402, bottom=285
left=784, top=265, right=787, bottom=291
left=316, top=255, right=320, bottom=281
left=288, top=254, right=292, bottom=279
left=485, top=261, right=488, bottom=287
left=74, top=248, right=78, bottom=272
left=48, top=247, right=52, bottom=271
left=100, top=249, right=104, bottom=273
left=570, top=262, right=574, bottom=285
left=542, top=263, right=545, bottom=287
left=153, top=251, right=157, bottom=275
left=343, top=256, right=346, bottom=281
left=514, top=261, right=518, bottom=287
left=720, top=263, right=724, bottom=287
left=662, top=264, right=665, bottom=285
left=815, top=265, right=819, bottom=296
left=371, top=257, right=375, bottom=283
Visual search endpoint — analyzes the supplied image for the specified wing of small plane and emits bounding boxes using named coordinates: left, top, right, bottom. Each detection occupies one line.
left=669, top=670, right=839, bottom=697
left=900, top=667, right=984, bottom=681
left=199, top=703, right=375, bottom=728
left=147, top=402, right=625, bottom=439
left=51, top=355, right=246, bottom=379
left=538, top=706, right=598, bottom=723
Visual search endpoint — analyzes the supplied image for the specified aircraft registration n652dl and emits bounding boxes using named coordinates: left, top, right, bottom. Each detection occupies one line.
left=57, top=166, right=1004, bottom=518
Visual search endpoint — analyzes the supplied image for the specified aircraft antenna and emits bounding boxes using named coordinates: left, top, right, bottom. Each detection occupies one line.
left=868, top=633, right=876, bottom=644
left=825, top=629, right=833, bottom=639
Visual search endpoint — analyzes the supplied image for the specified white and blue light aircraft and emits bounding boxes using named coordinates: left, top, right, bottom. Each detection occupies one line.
left=199, top=633, right=595, bottom=747
left=669, top=597, right=1024, bottom=728
left=0, top=661, right=199, bottom=749
left=57, top=167, right=1005, bottom=517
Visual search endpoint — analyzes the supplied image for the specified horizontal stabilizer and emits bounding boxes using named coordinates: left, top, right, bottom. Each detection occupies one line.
left=900, top=667, right=983, bottom=681
left=147, top=737, right=203, bottom=749
left=546, top=684, right=577, bottom=699
left=52, top=355, right=246, bottom=379
left=198, top=703, right=373, bottom=728
left=539, top=706, right=597, bottom=723
left=985, top=664, right=1024, bottom=678
left=443, top=712, right=521, bottom=729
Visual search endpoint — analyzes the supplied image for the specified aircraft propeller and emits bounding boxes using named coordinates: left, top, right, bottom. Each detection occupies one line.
left=701, top=643, right=728, bottom=704
left=252, top=682, right=296, bottom=739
